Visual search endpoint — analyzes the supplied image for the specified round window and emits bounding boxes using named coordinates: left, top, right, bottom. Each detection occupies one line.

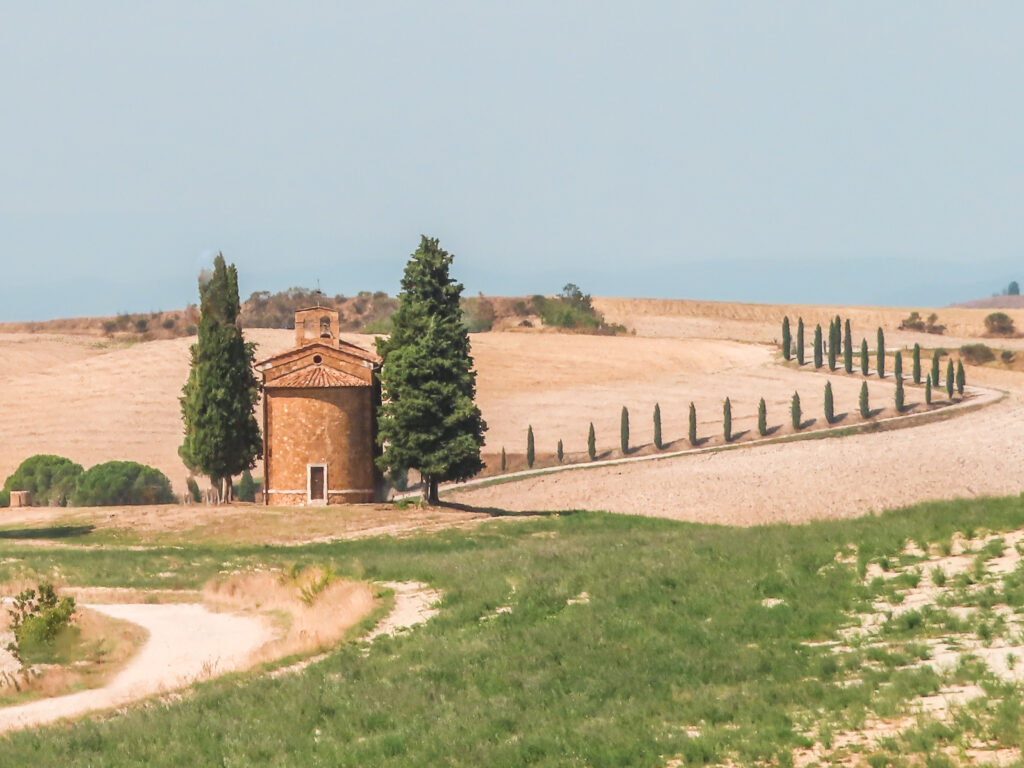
left=313, top=355, right=323, bottom=364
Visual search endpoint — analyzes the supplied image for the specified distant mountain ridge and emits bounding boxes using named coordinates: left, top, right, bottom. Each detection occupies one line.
left=950, top=295, right=1024, bottom=310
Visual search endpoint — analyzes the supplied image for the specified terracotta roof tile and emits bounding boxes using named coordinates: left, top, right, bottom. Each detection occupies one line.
left=266, top=365, right=367, bottom=389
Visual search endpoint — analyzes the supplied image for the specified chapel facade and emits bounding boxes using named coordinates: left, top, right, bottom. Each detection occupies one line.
left=255, top=307, right=382, bottom=505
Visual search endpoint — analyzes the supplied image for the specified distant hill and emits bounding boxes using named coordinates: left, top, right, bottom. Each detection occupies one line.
left=950, top=295, right=1024, bottom=310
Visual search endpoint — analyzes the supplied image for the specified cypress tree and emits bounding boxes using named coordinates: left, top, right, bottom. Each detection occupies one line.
left=876, top=327, right=885, bottom=378
left=179, top=253, right=262, bottom=503
left=828, top=322, right=837, bottom=371
left=526, top=425, right=535, bottom=468
left=556, top=439, right=564, bottom=463
left=237, top=469, right=256, bottom=503
left=931, top=351, right=940, bottom=391
left=796, top=318, right=805, bottom=365
left=912, top=343, right=922, bottom=384
left=859, top=381, right=869, bottom=418
left=791, top=392, right=802, bottom=430
left=757, top=397, right=767, bottom=437
left=588, top=423, right=596, bottom=461
left=501, top=447, right=507, bottom=472
left=843, top=319, right=853, bottom=373
left=894, top=350, right=903, bottom=381
left=782, top=316, right=792, bottom=361
left=688, top=403, right=697, bottom=446
left=956, top=360, right=966, bottom=395
left=653, top=403, right=663, bottom=450
left=376, top=236, right=488, bottom=504
left=946, top=359, right=955, bottom=399
left=620, top=406, right=630, bottom=454
left=925, top=374, right=933, bottom=405
left=895, top=376, right=905, bottom=412
left=860, top=339, right=869, bottom=375
left=723, top=398, right=732, bottom=442
left=813, top=324, right=823, bottom=368
left=824, top=381, right=835, bottom=424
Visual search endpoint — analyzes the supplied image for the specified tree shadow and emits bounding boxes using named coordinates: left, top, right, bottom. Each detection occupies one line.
left=831, top=412, right=849, bottom=424
left=765, top=425, right=782, bottom=436
left=799, top=418, right=817, bottom=430
left=0, top=525, right=95, bottom=540
left=729, top=430, right=750, bottom=441
left=439, top=501, right=571, bottom=518
left=868, top=408, right=884, bottom=418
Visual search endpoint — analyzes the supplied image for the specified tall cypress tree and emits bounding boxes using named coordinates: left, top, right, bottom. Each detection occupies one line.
left=501, top=447, right=507, bottom=472
left=931, top=351, right=940, bottom=390
left=376, top=236, right=487, bottom=504
left=876, top=327, right=886, bottom=378
left=946, top=359, right=955, bottom=398
left=843, top=319, right=853, bottom=373
left=179, top=253, right=262, bottom=503
left=894, top=350, right=903, bottom=381
left=824, top=381, right=835, bottom=424
left=791, top=392, right=802, bottom=430
left=860, top=339, right=869, bottom=375
left=757, top=397, right=767, bottom=437
left=827, top=321, right=837, bottom=371
left=723, top=398, right=732, bottom=442
left=653, top=403, right=663, bottom=450
left=526, top=425, right=535, bottom=468
left=782, top=316, right=791, bottom=360
left=956, top=360, right=966, bottom=395
left=557, top=439, right=564, bottom=463
left=859, top=381, right=869, bottom=418
left=588, top=423, right=596, bottom=461
left=925, top=374, right=933, bottom=405
left=688, top=402, right=697, bottom=446
left=796, top=318, right=805, bottom=365
left=895, top=376, right=905, bottom=412
left=912, top=343, right=922, bottom=384
left=814, top=324, right=823, bottom=368
left=620, top=406, right=630, bottom=454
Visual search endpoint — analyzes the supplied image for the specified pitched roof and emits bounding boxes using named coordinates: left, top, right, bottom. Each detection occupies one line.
left=256, top=340, right=381, bottom=369
left=265, top=365, right=367, bottom=389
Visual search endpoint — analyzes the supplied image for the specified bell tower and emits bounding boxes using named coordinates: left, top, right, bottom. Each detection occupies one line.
left=294, top=307, right=340, bottom=348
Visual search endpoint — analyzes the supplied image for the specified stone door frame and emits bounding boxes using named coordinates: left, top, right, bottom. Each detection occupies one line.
left=307, top=463, right=328, bottom=505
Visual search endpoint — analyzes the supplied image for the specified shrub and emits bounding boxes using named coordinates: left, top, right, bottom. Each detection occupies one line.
left=531, top=284, right=624, bottom=335
left=102, top=319, right=118, bottom=334
left=912, top=343, right=922, bottom=384
left=956, top=360, right=966, bottom=394
left=69, top=461, right=175, bottom=506
left=876, top=328, right=885, bottom=378
left=859, top=381, right=870, bottom=418
left=895, top=376, right=905, bottom=412
left=688, top=403, right=697, bottom=446
left=557, top=440, right=564, bottom=463
left=620, top=407, right=630, bottom=453
left=3, top=455, right=84, bottom=507
left=791, top=392, right=802, bottom=430
left=237, top=470, right=256, bottom=502
left=926, top=375, right=933, bottom=405
left=1010, top=281, right=1020, bottom=296
left=134, top=317, right=149, bottom=333
left=461, top=294, right=496, bottom=333
left=526, top=426, right=535, bottom=469
left=860, top=339, right=869, bottom=375
left=894, top=350, right=903, bottom=380
left=0, top=490, right=9, bottom=508
left=946, top=359, right=955, bottom=398
left=5, top=582, right=76, bottom=666
left=843, top=319, right=853, bottom=373
left=796, top=318, right=805, bottom=365
left=985, top=312, right=1015, bottom=336
left=781, top=317, right=791, bottom=361
left=723, top=398, right=732, bottom=442
left=931, top=350, right=941, bottom=386
left=757, top=398, right=767, bottom=437
left=587, top=423, right=596, bottom=461
left=959, top=343, right=995, bottom=365
left=653, top=404, right=663, bottom=450
left=1002, top=349, right=1015, bottom=365
left=824, top=382, right=835, bottom=424
left=813, top=325, right=823, bottom=369
left=161, top=316, right=177, bottom=330
left=900, top=311, right=926, bottom=332
left=925, top=313, right=945, bottom=334
left=186, top=477, right=202, bottom=503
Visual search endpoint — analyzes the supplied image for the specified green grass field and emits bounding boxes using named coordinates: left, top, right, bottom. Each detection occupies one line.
left=4, top=496, right=1024, bottom=766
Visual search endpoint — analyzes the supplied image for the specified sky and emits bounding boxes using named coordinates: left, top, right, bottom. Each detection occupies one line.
left=2, top=2, right=1023, bottom=321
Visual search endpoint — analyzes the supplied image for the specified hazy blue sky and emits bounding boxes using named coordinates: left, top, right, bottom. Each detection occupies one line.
left=2, top=3, right=1023, bottom=321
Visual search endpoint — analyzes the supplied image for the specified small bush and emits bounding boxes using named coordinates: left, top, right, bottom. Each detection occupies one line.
left=133, top=317, right=149, bottom=333
left=587, top=423, right=596, bottom=461
left=688, top=403, right=697, bottom=446
left=70, top=461, right=175, bottom=506
left=461, top=294, right=496, bottom=333
left=526, top=426, right=535, bottom=469
left=3, top=455, right=84, bottom=507
left=791, top=392, right=802, bottom=430
left=161, top=316, right=176, bottom=330
left=500, top=448, right=507, bottom=472
left=723, top=398, right=732, bottom=442
left=557, top=440, right=564, bottom=463
left=985, top=312, right=1015, bottom=336
left=757, top=398, right=767, bottom=437
left=859, top=381, right=869, bottom=418
left=237, top=470, right=257, bottom=502
left=531, top=284, right=624, bottom=335
left=900, top=311, right=926, bottom=332
left=186, top=477, right=202, bottom=503
left=1001, top=349, right=1015, bottom=365
left=5, top=582, right=77, bottom=666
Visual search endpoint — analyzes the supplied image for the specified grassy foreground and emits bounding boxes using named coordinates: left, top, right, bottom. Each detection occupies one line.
left=3, top=498, right=1024, bottom=766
